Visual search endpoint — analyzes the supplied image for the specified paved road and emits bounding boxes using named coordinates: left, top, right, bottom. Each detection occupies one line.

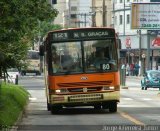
left=16, top=76, right=160, bottom=131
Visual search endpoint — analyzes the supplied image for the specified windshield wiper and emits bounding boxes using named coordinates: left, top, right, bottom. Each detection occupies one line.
left=65, top=70, right=71, bottom=75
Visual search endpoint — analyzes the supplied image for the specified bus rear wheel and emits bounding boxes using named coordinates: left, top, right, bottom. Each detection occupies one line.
left=108, top=102, right=117, bottom=113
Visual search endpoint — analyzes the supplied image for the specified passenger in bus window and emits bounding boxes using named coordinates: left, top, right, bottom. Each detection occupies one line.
left=52, top=53, right=62, bottom=73
left=53, top=58, right=62, bottom=73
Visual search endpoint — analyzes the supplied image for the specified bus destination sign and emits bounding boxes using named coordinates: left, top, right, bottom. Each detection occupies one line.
left=51, top=29, right=115, bottom=41
left=73, top=31, right=109, bottom=39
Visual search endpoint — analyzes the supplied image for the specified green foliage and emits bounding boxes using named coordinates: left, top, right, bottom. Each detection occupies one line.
left=0, top=82, right=29, bottom=126
left=33, top=21, right=63, bottom=45
left=0, top=0, right=59, bottom=76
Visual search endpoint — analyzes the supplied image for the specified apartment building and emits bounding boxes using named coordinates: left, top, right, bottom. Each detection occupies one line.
left=52, top=0, right=92, bottom=28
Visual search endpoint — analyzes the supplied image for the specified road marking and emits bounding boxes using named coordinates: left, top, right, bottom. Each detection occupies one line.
left=29, top=97, right=37, bottom=101
left=118, top=110, right=145, bottom=125
left=121, top=98, right=133, bottom=101
left=121, top=97, right=153, bottom=101
left=118, top=104, right=139, bottom=107
left=142, top=98, right=152, bottom=101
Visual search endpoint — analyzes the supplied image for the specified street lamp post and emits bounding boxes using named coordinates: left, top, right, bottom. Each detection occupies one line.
left=89, top=12, right=96, bottom=27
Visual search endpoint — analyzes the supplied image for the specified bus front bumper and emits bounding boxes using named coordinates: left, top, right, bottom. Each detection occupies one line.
left=50, top=91, right=120, bottom=105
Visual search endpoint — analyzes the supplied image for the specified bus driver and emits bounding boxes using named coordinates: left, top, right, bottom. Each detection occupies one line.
left=94, top=50, right=109, bottom=69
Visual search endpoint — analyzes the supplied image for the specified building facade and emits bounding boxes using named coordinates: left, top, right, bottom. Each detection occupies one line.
left=92, top=0, right=112, bottom=27
left=52, top=0, right=160, bottom=73
left=112, top=0, right=160, bottom=73
left=53, top=0, right=92, bottom=28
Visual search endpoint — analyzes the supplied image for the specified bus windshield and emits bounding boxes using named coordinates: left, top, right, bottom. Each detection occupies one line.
left=51, top=39, right=118, bottom=74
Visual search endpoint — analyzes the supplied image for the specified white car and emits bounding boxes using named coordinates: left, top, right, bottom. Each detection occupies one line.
left=7, top=68, right=20, bottom=84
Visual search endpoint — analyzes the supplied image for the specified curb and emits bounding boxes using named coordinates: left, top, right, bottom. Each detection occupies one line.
left=126, top=76, right=143, bottom=80
left=10, top=111, right=24, bottom=131
left=121, top=86, right=128, bottom=89
left=10, top=98, right=30, bottom=131
left=157, top=93, right=160, bottom=97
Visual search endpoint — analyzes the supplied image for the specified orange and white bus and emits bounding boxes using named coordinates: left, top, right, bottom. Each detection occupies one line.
left=40, top=28, right=120, bottom=114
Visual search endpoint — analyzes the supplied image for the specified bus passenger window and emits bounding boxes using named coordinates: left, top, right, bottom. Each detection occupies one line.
left=52, top=53, right=62, bottom=73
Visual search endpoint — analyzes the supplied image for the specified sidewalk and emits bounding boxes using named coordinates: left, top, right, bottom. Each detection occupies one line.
left=126, top=75, right=143, bottom=80
left=121, top=75, right=143, bottom=89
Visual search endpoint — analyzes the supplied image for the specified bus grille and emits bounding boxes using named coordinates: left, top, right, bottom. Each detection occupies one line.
left=68, top=87, right=102, bottom=93
left=57, top=81, right=112, bottom=87
left=57, top=81, right=112, bottom=93
left=68, top=94, right=103, bottom=102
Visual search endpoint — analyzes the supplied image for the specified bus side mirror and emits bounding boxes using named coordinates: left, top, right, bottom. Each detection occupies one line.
left=116, top=39, right=121, bottom=49
left=39, top=45, right=44, bottom=56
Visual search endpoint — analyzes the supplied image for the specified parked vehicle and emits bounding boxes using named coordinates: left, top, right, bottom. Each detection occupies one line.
left=21, top=50, right=41, bottom=76
left=7, top=68, right=20, bottom=84
left=141, top=70, right=160, bottom=90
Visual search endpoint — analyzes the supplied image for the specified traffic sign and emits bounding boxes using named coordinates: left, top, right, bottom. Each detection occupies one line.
left=142, top=54, right=146, bottom=58
left=125, top=36, right=131, bottom=48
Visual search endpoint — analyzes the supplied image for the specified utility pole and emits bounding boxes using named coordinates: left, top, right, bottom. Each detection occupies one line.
left=112, top=1, right=115, bottom=28
left=91, top=0, right=96, bottom=27
left=91, top=12, right=96, bottom=27
left=84, top=13, right=87, bottom=27
left=102, top=0, right=106, bottom=27
left=91, top=0, right=107, bottom=27
left=123, top=0, right=125, bottom=36
left=138, top=30, right=142, bottom=76
left=68, top=0, right=71, bottom=27
left=38, top=20, right=43, bottom=73
left=147, top=31, right=151, bottom=70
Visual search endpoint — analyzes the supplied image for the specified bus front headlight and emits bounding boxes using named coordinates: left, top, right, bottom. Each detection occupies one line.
left=109, top=86, right=115, bottom=90
left=55, top=89, right=61, bottom=93
left=103, top=86, right=115, bottom=90
left=55, top=89, right=69, bottom=93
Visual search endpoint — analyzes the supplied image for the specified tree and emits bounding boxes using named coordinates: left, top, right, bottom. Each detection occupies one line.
left=0, top=0, right=58, bottom=77
left=32, top=21, right=62, bottom=49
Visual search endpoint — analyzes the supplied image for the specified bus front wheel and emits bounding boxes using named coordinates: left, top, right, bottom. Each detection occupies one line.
left=51, top=105, right=62, bottom=114
left=94, top=104, right=101, bottom=110
left=108, top=102, right=117, bottom=113
left=47, top=100, right=51, bottom=111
